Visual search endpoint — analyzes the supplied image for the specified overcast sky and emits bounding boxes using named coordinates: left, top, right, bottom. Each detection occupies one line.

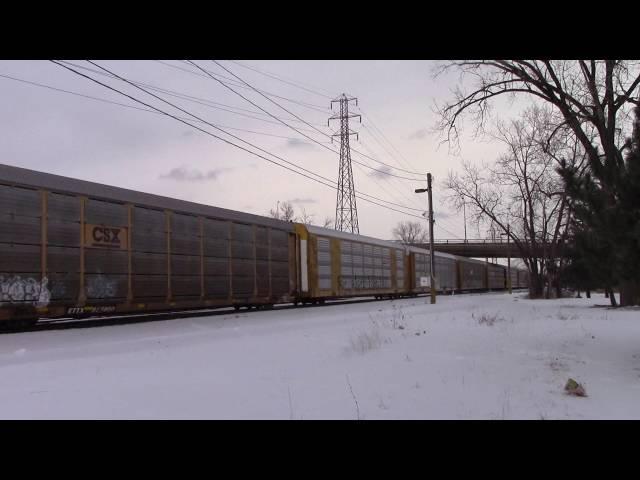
left=0, top=60, right=524, bottom=240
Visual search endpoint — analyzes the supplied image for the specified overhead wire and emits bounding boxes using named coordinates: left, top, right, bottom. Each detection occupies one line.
left=0, top=71, right=329, bottom=143
left=233, top=62, right=463, bottom=239
left=357, top=105, right=424, bottom=174
left=214, top=61, right=429, bottom=182
left=226, top=60, right=337, bottom=100
left=202, top=60, right=464, bottom=235
left=51, top=60, right=427, bottom=220
left=57, top=60, right=327, bottom=133
left=200, top=60, right=425, bottom=181
left=156, top=60, right=330, bottom=114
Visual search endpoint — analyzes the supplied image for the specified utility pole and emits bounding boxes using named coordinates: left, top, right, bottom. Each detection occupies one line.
left=507, top=224, right=512, bottom=294
left=427, top=173, right=435, bottom=304
left=329, top=94, right=361, bottom=234
left=501, top=224, right=512, bottom=294
left=415, top=173, right=436, bottom=304
left=463, top=200, right=467, bottom=243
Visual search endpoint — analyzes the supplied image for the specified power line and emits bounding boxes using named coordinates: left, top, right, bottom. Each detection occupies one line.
left=215, top=60, right=429, bottom=178
left=204, top=62, right=459, bottom=230
left=0, top=72, right=155, bottom=112
left=227, top=60, right=337, bottom=99
left=207, top=61, right=432, bottom=214
left=51, top=60, right=426, bottom=220
left=218, top=61, right=430, bottom=178
left=355, top=138, right=428, bottom=211
left=201, top=60, right=425, bottom=182
left=86, top=61, right=419, bottom=212
left=64, top=60, right=326, bottom=126
left=57, top=60, right=326, bottom=133
left=155, top=60, right=331, bottom=114
left=168, top=63, right=464, bottom=238
left=360, top=122, right=414, bottom=172
left=161, top=60, right=428, bottom=178
left=357, top=106, right=424, bottom=174
left=94, top=62, right=450, bottom=233
left=0, top=70, right=327, bottom=143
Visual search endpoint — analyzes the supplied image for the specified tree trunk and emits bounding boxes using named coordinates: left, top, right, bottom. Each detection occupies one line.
left=607, top=288, right=618, bottom=307
left=619, top=280, right=640, bottom=307
left=586, top=289, right=591, bottom=299
left=528, top=273, right=545, bottom=299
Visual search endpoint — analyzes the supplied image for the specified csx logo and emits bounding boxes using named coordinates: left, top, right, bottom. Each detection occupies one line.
left=85, top=224, right=128, bottom=249
left=92, top=227, right=121, bottom=244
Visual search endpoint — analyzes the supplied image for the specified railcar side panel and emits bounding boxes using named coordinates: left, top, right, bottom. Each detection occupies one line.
left=458, top=258, right=486, bottom=290
left=487, top=263, right=506, bottom=290
left=412, top=251, right=431, bottom=293
left=0, top=184, right=44, bottom=320
left=1, top=178, right=297, bottom=322
left=435, top=255, right=457, bottom=292
left=302, top=225, right=398, bottom=299
left=509, top=267, right=518, bottom=289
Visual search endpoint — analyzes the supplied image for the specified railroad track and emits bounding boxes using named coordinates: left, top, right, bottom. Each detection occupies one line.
left=0, top=295, right=399, bottom=334
left=1, top=289, right=527, bottom=334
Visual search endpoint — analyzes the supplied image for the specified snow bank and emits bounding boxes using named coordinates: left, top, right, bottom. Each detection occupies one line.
left=0, top=292, right=638, bottom=419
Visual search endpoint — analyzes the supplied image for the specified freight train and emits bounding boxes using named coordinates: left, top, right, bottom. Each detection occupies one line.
left=0, top=164, right=528, bottom=328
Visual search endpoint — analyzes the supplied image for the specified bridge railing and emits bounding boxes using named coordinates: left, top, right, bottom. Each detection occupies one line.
left=389, top=239, right=568, bottom=247
left=432, top=238, right=509, bottom=244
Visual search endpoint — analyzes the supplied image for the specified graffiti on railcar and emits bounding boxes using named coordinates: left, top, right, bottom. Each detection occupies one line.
left=67, top=305, right=116, bottom=315
left=86, top=273, right=118, bottom=298
left=0, top=275, right=51, bottom=306
left=339, top=275, right=390, bottom=290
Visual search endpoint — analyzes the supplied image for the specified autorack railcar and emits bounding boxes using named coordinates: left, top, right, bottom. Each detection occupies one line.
left=0, top=163, right=299, bottom=326
left=1, top=164, right=528, bottom=327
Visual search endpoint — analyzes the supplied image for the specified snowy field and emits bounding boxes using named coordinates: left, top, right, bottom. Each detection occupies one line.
left=1, top=292, right=639, bottom=419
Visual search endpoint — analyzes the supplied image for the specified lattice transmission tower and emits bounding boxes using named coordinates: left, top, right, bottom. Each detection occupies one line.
left=328, top=94, right=361, bottom=234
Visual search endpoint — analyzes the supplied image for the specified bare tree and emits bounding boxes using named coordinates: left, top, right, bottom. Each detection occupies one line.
left=445, top=105, right=587, bottom=298
left=435, top=60, right=640, bottom=305
left=392, top=221, right=428, bottom=245
left=269, top=201, right=296, bottom=222
left=298, top=207, right=315, bottom=226
left=435, top=61, right=640, bottom=154
left=269, top=202, right=333, bottom=229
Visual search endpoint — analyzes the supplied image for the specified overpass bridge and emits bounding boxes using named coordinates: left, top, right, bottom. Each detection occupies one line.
left=409, top=239, right=566, bottom=258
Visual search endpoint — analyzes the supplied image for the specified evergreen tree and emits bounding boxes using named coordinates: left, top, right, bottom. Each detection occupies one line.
left=560, top=108, right=640, bottom=306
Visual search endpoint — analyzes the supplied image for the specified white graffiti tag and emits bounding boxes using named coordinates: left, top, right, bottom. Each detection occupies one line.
left=0, top=275, right=51, bottom=306
left=86, top=274, right=117, bottom=298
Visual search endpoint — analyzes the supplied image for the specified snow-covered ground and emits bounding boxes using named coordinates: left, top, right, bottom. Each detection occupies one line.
left=1, top=292, right=639, bottom=419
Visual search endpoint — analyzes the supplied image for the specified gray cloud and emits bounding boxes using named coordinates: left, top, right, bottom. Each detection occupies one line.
left=286, top=138, right=315, bottom=149
left=289, top=197, right=317, bottom=204
left=408, top=128, right=428, bottom=140
left=160, top=166, right=233, bottom=182
left=368, top=165, right=392, bottom=179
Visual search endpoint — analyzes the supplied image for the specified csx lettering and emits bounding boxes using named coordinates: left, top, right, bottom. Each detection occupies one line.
left=92, top=227, right=121, bottom=244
